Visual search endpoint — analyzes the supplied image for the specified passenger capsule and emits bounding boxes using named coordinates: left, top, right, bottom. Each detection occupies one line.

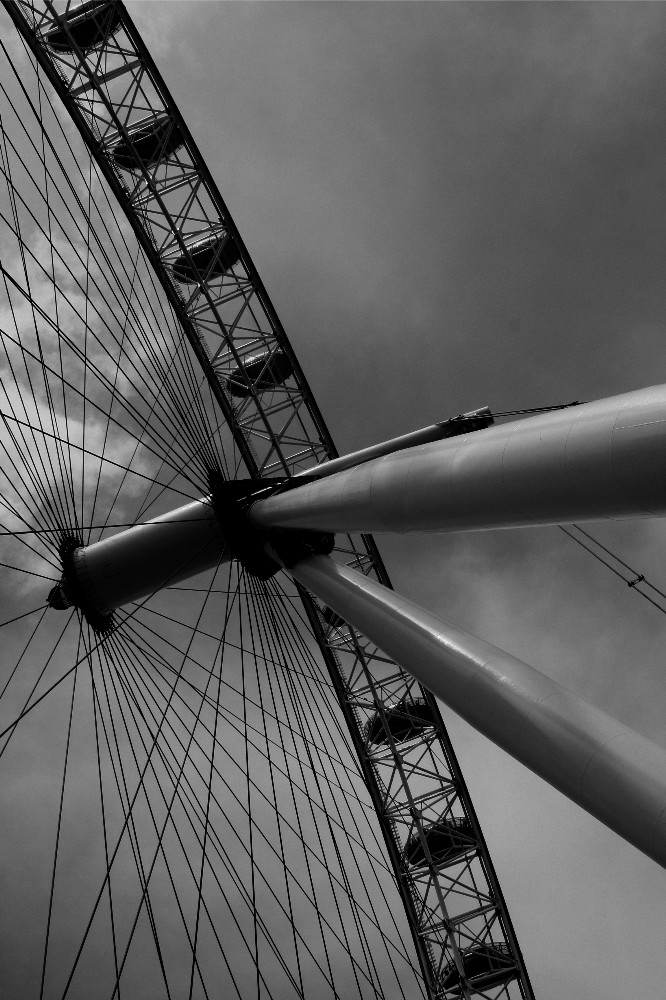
left=226, top=350, right=293, bottom=399
left=439, top=943, right=514, bottom=995
left=365, top=698, right=434, bottom=746
left=322, top=605, right=345, bottom=629
left=172, top=233, right=240, bottom=285
left=45, top=1, right=122, bottom=53
left=113, top=117, right=184, bottom=172
left=403, top=815, right=474, bottom=869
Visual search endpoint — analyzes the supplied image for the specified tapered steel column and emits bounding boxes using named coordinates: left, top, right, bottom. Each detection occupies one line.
left=251, top=384, right=666, bottom=534
left=286, top=552, right=666, bottom=867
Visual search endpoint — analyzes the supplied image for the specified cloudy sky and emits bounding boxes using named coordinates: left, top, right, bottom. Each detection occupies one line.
left=124, top=3, right=666, bottom=996
left=2, top=1, right=666, bottom=996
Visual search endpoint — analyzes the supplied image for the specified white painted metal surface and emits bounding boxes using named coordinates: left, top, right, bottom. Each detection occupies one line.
left=251, top=384, right=666, bottom=534
left=74, top=498, right=228, bottom=614
left=296, top=407, right=492, bottom=479
left=288, top=552, right=666, bottom=868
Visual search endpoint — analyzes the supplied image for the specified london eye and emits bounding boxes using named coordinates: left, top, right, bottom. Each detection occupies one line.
left=1, top=4, right=665, bottom=999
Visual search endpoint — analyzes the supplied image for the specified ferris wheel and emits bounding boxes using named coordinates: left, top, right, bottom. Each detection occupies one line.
left=0, top=3, right=664, bottom=998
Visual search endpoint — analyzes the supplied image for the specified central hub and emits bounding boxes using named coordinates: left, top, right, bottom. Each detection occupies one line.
left=209, top=472, right=335, bottom=580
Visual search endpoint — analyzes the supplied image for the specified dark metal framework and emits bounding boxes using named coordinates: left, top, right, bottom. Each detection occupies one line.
left=4, top=2, right=534, bottom=996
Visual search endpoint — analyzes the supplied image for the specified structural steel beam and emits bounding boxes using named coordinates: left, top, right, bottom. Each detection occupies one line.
left=286, top=552, right=666, bottom=868
left=251, top=384, right=666, bottom=535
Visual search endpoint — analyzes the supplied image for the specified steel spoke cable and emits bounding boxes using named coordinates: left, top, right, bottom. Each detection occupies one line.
left=0, top=315, right=198, bottom=511
left=0, top=397, right=65, bottom=540
left=0, top=559, right=57, bottom=581
left=90, top=270, right=204, bottom=534
left=0, top=603, right=50, bottom=703
left=0, top=407, right=198, bottom=502
left=108, top=624, right=390, bottom=994
left=93, top=634, right=179, bottom=1000
left=251, top=575, right=415, bottom=991
left=166, top=585, right=300, bottom=600
left=92, top=631, right=190, bottom=1000
left=0, top=296, right=202, bottom=500
left=0, top=490, right=61, bottom=552
left=131, top=599, right=338, bottom=694
left=124, top=609, right=362, bottom=784
left=242, top=574, right=323, bottom=998
left=121, top=620, right=369, bottom=813
left=38, top=629, right=81, bottom=1000
left=97, top=562, right=237, bottom=998
left=0, top=211, right=211, bottom=489
left=0, top=474, right=64, bottom=556
left=129, top=397, right=235, bottom=523
left=78, top=568, right=232, bottom=1000
left=104, top=661, right=416, bottom=985
left=104, top=628, right=304, bottom=1000
left=91, top=630, right=181, bottom=1000
left=244, top=586, right=319, bottom=998
left=234, top=578, right=335, bottom=993
left=0, top=305, right=72, bottom=537
left=81, top=150, right=93, bottom=537
left=104, top=650, right=304, bottom=1000
left=237, top=570, right=262, bottom=998
left=0, top=50, right=215, bottom=452
left=0, top=311, right=81, bottom=533
left=0, top=601, right=49, bottom=631
left=238, top=589, right=366, bottom=997
left=89, top=655, right=122, bottom=1000
left=57, top=644, right=204, bottom=1000
left=260, top=574, right=363, bottom=770
left=0, top=607, right=75, bottom=757
left=115, top=612, right=403, bottom=903
left=0, top=517, right=61, bottom=570
left=0, top=121, right=75, bottom=533
left=55, top=553, right=237, bottom=998
left=251, top=576, right=381, bottom=811
left=0, top=323, right=68, bottom=530
left=116, top=618, right=383, bottom=848
left=0, top=539, right=218, bottom=748
left=35, top=58, right=80, bottom=536
left=0, top=112, right=212, bottom=481
left=188, top=557, right=229, bottom=1000
left=0, top=164, right=73, bottom=534
left=253, top=590, right=420, bottom=983
left=248, top=578, right=387, bottom=998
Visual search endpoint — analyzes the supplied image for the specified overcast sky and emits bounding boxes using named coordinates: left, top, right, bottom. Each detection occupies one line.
left=3, top=2, right=666, bottom=996
left=124, top=3, right=666, bottom=996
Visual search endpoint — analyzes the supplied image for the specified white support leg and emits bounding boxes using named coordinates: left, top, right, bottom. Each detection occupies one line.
left=287, top=552, right=666, bottom=868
